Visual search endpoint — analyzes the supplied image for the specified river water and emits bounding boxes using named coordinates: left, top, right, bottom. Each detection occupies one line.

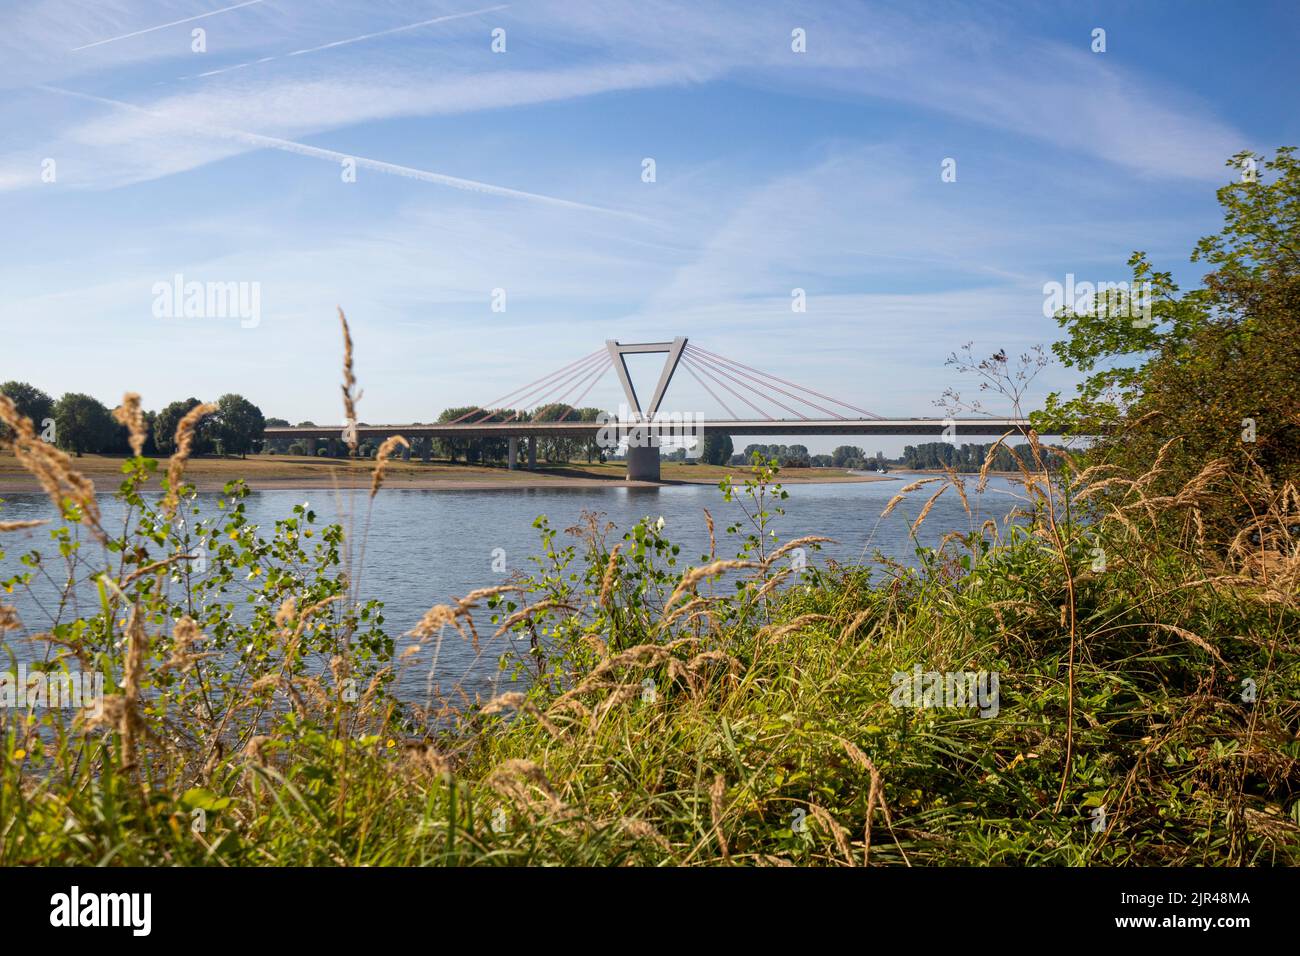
left=0, top=477, right=1024, bottom=703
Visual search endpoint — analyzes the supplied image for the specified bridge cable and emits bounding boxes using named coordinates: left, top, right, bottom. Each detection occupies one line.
left=449, top=348, right=605, bottom=424
left=467, top=349, right=609, bottom=425
left=477, top=348, right=609, bottom=423
left=453, top=349, right=603, bottom=424
left=679, top=354, right=775, bottom=420
left=679, top=358, right=739, bottom=419
left=681, top=354, right=775, bottom=420
left=684, top=345, right=848, bottom=420
left=687, top=344, right=884, bottom=420
left=555, top=358, right=614, bottom=421
left=545, top=356, right=614, bottom=422
left=684, top=350, right=808, bottom=419
left=520, top=351, right=613, bottom=421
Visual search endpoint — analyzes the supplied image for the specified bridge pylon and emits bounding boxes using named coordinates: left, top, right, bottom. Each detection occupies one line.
left=606, top=337, right=688, bottom=481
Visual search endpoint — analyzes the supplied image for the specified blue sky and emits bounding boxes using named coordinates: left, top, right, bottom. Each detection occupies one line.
left=2, top=0, right=1297, bottom=454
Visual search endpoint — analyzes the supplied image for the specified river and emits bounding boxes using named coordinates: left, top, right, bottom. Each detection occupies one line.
left=0, top=477, right=1024, bottom=703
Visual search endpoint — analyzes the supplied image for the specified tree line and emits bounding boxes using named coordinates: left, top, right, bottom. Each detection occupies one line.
left=263, top=405, right=612, bottom=464
left=446, top=404, right=607, bottom=465
left=0, top=382, right=266, bottom=457
left=899, top=441, right=1066, bottom=472
left=737, top=443, right=815, bottom=468
left=2, top=386, right=909, bottom=471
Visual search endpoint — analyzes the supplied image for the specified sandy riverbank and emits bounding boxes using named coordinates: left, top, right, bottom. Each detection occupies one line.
left=0, top=453, right=897, bottom=494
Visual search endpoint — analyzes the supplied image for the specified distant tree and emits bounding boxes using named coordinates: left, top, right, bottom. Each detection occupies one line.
left=701, top=433, right=733, bottom=465
left=531, top=403, right=580, bottom=462
left=214, top=394, right=265, bottom=458
left=52, top=393, right=114, bottom=456
left=811, top=454, right=833, bottom=467
left=137, top=410, right=159, bottom=456
left=435, top=407, right=482, bottom=462
left=831, top=444, right=864, bottom=468
left=781, top=444, right=811, bottom=467
left=155, top=398, right=211, bottom=456
left=899, top=441, right=1064, bottom=473
left=0, top=382, right=55, bottom=441
left=260, top=417, right=290, bottom=454
left=578, top=407, right=605, bottom=462
left=471, top=408, right=519, bottom=464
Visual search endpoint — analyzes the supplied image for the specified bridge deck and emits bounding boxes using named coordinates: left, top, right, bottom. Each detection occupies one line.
left=264, top=419, right=1032, bottom=441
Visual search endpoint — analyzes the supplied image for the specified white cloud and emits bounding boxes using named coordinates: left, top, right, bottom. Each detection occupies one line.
left=0, top=0, right=1246, bottom=192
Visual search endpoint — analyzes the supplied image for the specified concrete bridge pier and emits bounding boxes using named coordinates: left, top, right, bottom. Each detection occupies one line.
left=508, top=436, right=518, bottom=470
left=420, top=436, right=431, bottom=463
left=527, top=436, right=537, bottom=470
left=626, top=442, right=660, bottom=482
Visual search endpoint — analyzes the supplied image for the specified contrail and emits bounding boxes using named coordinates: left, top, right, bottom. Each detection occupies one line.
left=71, top=0, right=266, bottom=51
left=183, top=5, right=509, bottom=80
left=38, top=85, right=643, bottom=220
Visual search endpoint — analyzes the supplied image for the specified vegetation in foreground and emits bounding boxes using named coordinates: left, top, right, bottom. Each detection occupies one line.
left=0, top=148, right=1297, bottom=866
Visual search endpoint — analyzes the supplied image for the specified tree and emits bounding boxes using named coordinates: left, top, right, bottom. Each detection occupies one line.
left=0, top=382, right=55, bottom=441
left=1040, top=146, right=1300, bottom=538
left=261, top=418, right=290, bottom=454
left=531, top=403, right=580, bottom=463
left=215, top=394, right=266, bottom=458
left=155, top=398, right=212, bottom=456
left=52, top=393, right=114, bottom=456
left=701, top=433, right=733, bottom=465
left=137, top=410, right=159, bottom=456
left=472, top=408, right=519, bottom=464
left=435, top=407, right=483, bottom=463
left=831, top=444, right=864, bottom=468
left=578, top=407, right=605, bottom=462
left=781, top=444, right=811, bottom=468
left=435, top=406, right=521, bottom=463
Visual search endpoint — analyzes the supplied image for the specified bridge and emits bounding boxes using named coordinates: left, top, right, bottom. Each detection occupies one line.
left=264, top=338, right=1031, bottom=481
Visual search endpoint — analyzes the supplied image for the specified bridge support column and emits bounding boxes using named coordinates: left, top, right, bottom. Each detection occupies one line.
left=508, top=436, right=519, bottom=470
left=626, top=444, right=660, bottom=482
left=401, top=441, right=412, bottom=462
left=527, top=436, right=537, bottom=470
left=421, top=437, right=431, bottom=463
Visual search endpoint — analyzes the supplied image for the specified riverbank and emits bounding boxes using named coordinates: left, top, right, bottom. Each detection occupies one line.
left=0, top=452, right=893, bottom=493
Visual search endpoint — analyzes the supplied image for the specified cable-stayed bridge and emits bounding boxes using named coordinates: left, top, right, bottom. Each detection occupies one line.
left=264, top=338, right=1030, bottom=480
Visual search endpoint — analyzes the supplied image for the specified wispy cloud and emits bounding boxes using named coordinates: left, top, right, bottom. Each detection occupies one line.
left=25, top=82, right=654, bottom=218
left=179, top=4, right=509, bottom=80
left=5, top=1, right=1247, bottom=188
left=70, top=0, right=266, bottom=52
